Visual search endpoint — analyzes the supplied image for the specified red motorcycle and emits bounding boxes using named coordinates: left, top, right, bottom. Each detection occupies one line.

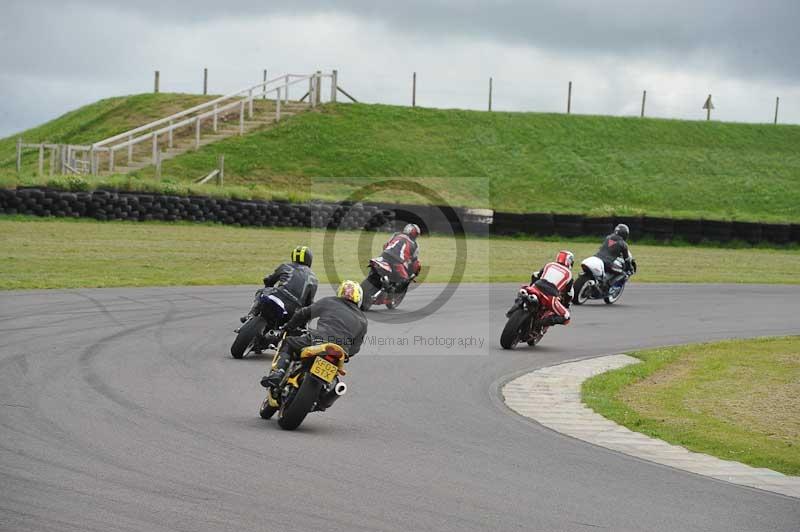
left=360, top=257, right=415, bottom=311
left=500, top=285, right=556, bottom=349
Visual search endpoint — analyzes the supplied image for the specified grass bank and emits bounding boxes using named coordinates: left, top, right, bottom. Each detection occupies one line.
left=582, top=337, right=800, bottom=476
left=2, top=216, right=800, bottom=289
left=4, top=99, right=800, bottom=223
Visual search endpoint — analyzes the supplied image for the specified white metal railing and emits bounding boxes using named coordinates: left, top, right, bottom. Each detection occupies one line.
left=91, top=70, right=337, bottom=173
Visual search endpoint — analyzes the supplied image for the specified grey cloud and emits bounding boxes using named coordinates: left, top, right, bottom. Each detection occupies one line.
left=9, top=0, right=800, bottom=84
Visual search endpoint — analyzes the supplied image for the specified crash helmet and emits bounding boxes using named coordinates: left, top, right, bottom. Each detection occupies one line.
left=291, top=245, right=313, bottom=267
left=614, top=224, right=630, bottom=240
left=555, top=250, right=574, bottom=269
left=402, top=223, right=421, bottom=240
left=337, top=280, right=363, bottom=305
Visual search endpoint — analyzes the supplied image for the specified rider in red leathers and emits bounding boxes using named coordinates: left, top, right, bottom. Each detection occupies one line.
left=529, top=250, right=574, bottom=327
left=381, top=223, right=422, bottom=284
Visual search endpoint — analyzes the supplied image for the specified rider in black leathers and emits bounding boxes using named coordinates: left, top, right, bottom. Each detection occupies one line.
left=242, top=246, right=318, bottom=333
left=261, top=280, right=368, bottom=388
left=595, top=224, right=634, bottom=287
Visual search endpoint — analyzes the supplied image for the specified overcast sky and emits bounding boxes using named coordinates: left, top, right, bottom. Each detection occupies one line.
left=2, top=0, right=799, bottom=137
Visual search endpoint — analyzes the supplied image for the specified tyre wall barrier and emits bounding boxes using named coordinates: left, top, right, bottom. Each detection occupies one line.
left=0, top=187, right=796, bottom=244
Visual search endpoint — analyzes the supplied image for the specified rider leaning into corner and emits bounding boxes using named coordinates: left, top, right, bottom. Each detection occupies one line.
left=261, top=280, right=369, bottom=389
left=381, top=223, right=422, bottom=285
left=595, top=224, right=634, bottom=286
left=529, top=250, right=575, bottom=327
left=242, top=246, right=318, bottom=336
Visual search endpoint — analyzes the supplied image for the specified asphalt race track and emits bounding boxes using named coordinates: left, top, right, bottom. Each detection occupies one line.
left=1, top=284, right=798, bottom=531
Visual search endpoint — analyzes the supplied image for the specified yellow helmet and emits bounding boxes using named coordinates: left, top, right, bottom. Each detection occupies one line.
left=337, top=280, right=363, bottom=305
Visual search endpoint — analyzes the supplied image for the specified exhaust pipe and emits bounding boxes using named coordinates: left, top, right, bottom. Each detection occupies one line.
left=317, top=381, right=347, bottom=411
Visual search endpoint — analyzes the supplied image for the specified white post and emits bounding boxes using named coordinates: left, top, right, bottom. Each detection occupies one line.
left=109, top=147, right=115, bottom=172
left=87, top=146, right=94, bottom=175
left=49, top=147, right=55, bottom=176
left=239, top=100, right=245, bottom=134
left=331, top=70, right=338, bottom=103
left=262, top=69, right=267, bottom=100
left=195, top=118, right=201, bottom=149
left=155, top=150, right=162, bottom=179
left=276, top=88, right=281, bottom=122
left=308, top=76, right=314, bottom=107
left=213, top=105, right=218, bottom=132
left=284, top=74, right=289, bottom=103
left=168, top=121, right=174, bottom=148
left=248, top=89, right=254, bottom=118
left=152, top=133, right=158, bottom=164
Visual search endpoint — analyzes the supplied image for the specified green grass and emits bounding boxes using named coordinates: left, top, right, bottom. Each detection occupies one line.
left=2, top=216, right=800, bottom=289
left=132, top=103, right=800, bottom=223
left=0, top=93, right=216, bottom=173
left=582, top=337, right=800, bottom=476
left=3, top=99, right=800, bottom=223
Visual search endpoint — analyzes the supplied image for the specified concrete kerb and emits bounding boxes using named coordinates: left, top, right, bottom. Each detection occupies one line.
left=500, top=354, right=800, bottom=499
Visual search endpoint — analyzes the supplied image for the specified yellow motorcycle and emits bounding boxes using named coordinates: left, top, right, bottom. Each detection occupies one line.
left=259, top=332, right=349, bottom=430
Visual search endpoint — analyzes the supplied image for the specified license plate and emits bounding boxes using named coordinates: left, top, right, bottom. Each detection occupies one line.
left=310, top=357, right=338, bottom=383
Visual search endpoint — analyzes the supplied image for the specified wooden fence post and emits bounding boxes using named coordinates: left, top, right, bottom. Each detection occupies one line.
left=567, top=81, right=572, bottom=114
left=239, top=100, right=245, bottom=134
left=154, top=70, right=160, bottom=93
left=774, top=97, right=780, bottom=124
left=203, top=68, right=208, bottom=95
left=15, top=137, right=22, bottom=173
left=49, top=146, right=56, bottom=176
left=488, top=77, right=493, bottom=112
left=412, top=72, right=417, bottom=107
left=38, top=144, right=44, bottom=176
left=331, top=69, right=338, bottom=103
left=641, top=90, right=647, bottom=118
left=315, top=71, right=322, bottom=105
left=263, top=69, right=268, bottom=100
left=284, top=74, right=289, bottom=103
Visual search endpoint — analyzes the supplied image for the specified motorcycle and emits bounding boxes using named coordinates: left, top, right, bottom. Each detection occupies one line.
left=360, top=257, right=415, bottom=311
left=259, top=331, right=349, bottom=430
left=230, top=289, right=285, bottom=359
left=500, top=285, right=554, bottom=350
left=573, top=254, right=637, bottom=305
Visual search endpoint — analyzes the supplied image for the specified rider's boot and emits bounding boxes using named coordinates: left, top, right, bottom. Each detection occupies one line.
left=260, top=350, right=291, bottom=388
left=539, top=315, right=567, bottom=327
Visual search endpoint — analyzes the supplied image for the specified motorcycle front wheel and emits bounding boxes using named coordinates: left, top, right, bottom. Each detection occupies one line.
left=277, top=374, right=323, bottom=430
left=604, top=280, right=626, bottom=304
left=500, top=308, right=531, bottom=350
left=360, top=276, right=379, bottom=311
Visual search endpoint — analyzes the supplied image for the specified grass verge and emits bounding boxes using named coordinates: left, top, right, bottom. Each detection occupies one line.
left=2, top=216, right=800, bottom=289
left=582, top=336, right=800, bottom=476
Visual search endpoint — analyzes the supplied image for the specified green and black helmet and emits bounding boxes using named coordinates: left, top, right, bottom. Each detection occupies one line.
left=291, top=246, right=313, bottom=267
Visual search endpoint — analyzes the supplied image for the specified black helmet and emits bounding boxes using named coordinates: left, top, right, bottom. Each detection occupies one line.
left=291, top=246, right=313, bottom=267
left=614, top=224, right=630, bottom=240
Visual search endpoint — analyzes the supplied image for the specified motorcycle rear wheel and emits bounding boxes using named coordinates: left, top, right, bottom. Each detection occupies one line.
left=277, top=375, right=323, bottom=430
left=573, top=274, right=593, bottom=305
left=230, top=316, right=266, bottom=359
left=500, top=308, right=530, bottom=350
left=360, top=277, right=379, bottom=311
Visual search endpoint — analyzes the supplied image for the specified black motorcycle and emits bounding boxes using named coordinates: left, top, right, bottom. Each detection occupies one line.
left=360, top=257, right=415, bottom=311
left=230, top=290, right=285, bottom=359
left=259, top=331, right=349, bottom=430
left=573, top=255, right=637, bottom=305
